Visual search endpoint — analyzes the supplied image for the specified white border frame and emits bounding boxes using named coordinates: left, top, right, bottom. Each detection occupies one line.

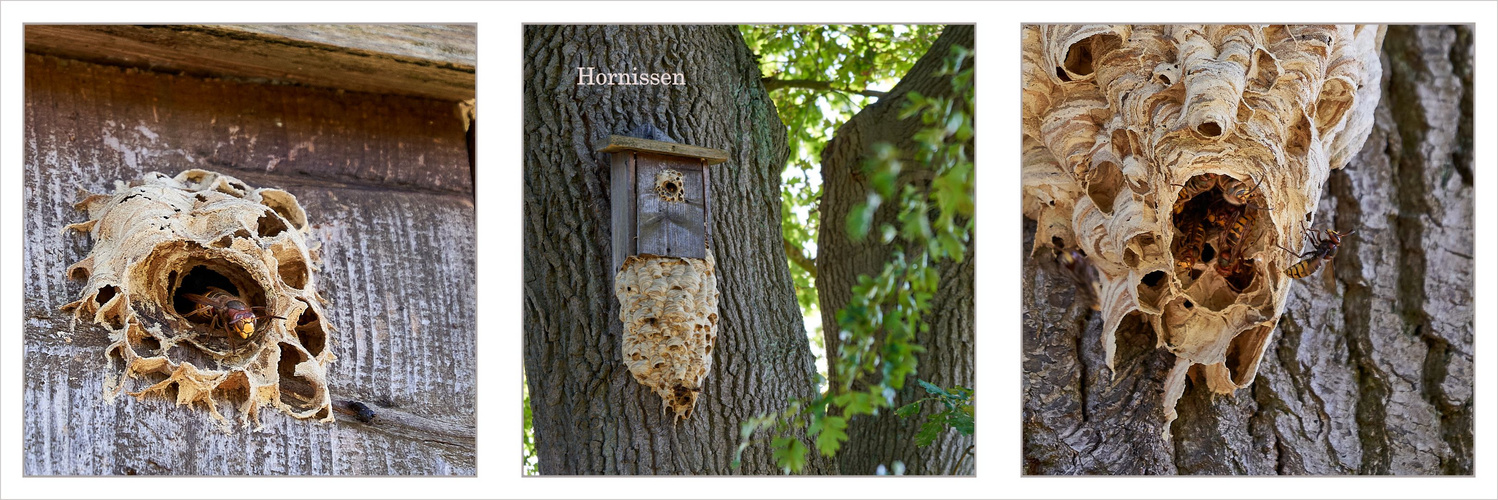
left=2, top=2, right=1493, bottom=499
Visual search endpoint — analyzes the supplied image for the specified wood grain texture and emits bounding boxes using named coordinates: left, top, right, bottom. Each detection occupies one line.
left=598, top=135, right=729, bottom=165
left=23, top=49, right=475, bottom=475
left=610, top=153, right=637, bottom=277
left=221, top=24, right=477, bottom=67
left=25, top=25, right=475, bottom=102
left=635, top=154, right=705, bottom=260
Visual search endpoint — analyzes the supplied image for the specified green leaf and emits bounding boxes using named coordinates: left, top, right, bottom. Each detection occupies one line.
left=917, top=379, right=951, bottom=397
left=846, top=194, right=881, bottom=240
left=946, top=411, right=975, bottom=436
left=895, top=400, right=924, bottom=418
left=833, top=390, right=877, bottom=416
left=772, top=437, right=809, bottom=472
left=730, top=440, right=751, bottom=468
left=813, top=415, right=849, bottom=456
left=914, top=417, right=945, bottom=447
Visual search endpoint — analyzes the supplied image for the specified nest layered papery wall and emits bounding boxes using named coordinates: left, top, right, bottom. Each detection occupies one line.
left=1021, top=25, right=1383, bottom=436
left=61, top=169, right=334, bottom=431
left=614, top=254, right=719, bottom=423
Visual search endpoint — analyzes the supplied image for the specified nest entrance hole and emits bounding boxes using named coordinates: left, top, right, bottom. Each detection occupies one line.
left=1171, top=175, right=1269, bottom=291
left=167, top=262, right=269, bottom=349
left=660, top=180, right=681, bottom=199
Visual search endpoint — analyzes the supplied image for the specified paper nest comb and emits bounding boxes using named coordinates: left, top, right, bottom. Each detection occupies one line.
left=614, top=253, right=719, bottom=423
left=61, top=169, right=334, bottom=431
left=1020, top=25, right=1383, bottom=436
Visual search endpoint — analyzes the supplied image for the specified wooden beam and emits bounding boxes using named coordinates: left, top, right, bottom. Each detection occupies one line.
left=25, top=24, right=475, bottom=102
left=221, top=24, right=476, bottom=67
left=598, top=135, right=729, bottom=165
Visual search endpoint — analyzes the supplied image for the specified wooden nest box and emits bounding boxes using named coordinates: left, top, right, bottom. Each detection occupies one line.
left=600, top=134, right=728, bottom=275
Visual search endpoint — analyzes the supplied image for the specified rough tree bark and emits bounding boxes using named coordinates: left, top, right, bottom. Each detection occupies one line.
left=1022, top=25, right=1473, bottom=475
left=522, top=25, right=831, bottom=475
left=23, top=26, right=476, bottom=475
left=817, top=25, right=976, bottom=476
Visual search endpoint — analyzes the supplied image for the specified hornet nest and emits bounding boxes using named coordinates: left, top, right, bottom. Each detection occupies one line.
left=1021, top=25, right=1383, bottom=436
left=62, top=169, right=334, bottom=431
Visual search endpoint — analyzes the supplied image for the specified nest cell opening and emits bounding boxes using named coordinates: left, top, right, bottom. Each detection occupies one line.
left=258, top=189, right=308, bottom=231
left=1170, top=174, right=1270, bottom=294
left=256, top=210, right=290, bottom=238
left=671, top=385, right=698, bottom=419
left=1060, top=33, right=1119, bottom=81
left=279, top=257, right=309, bottom=289
left=1200, top=242, right=1218, bottom=264
left=276, top=343, right=320, bottom=412
left=1111, top=129, right=1134, bottom=157
left=1060, top=40, right=1091, bottom=79
left=213, top=371, right=252, bottom=408
left=293, top=299, right=326, bottom=358
left=273, top=242, right=310, bottom=289
left=96, top=284, right=118, bottom=306
left=1196, top=121, right=1223, bottom=138
left=1138, top=270, right=1168, bottom=309
left=1223, top=325, right=1273, bottom=386
left=93, top=285, right=127, bottom=330
left=127, top=324, right=163, bottom=358
left=1085, top=160, right=1124, bottom=214
left=1221, top=258, right=1258, bottom=292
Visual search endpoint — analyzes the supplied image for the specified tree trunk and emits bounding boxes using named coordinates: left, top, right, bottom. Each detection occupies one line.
left=23, top=26, right=477, bottom=475
left=817, top=25, right=976, bottom=476
left=1022, top=25, right=1473, bottom=475
left=522, top=25, right=831, bottom=475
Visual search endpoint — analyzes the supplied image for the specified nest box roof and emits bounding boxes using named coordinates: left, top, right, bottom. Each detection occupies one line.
left=598, top=135, right=729, bottom=165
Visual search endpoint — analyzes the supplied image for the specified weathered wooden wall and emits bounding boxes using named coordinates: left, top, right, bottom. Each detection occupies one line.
left=22, top=26, right=476, bottom=475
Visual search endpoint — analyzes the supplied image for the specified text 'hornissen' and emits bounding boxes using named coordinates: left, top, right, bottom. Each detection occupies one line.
left=577, top=67, right=685, bottom=86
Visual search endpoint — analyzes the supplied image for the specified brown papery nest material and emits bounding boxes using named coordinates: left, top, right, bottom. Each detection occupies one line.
left=62, top=169, right=334, bottom=432
left=1021, top=25, right=1383, bottom=437
left=614, top=253, right=719, bottom=423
